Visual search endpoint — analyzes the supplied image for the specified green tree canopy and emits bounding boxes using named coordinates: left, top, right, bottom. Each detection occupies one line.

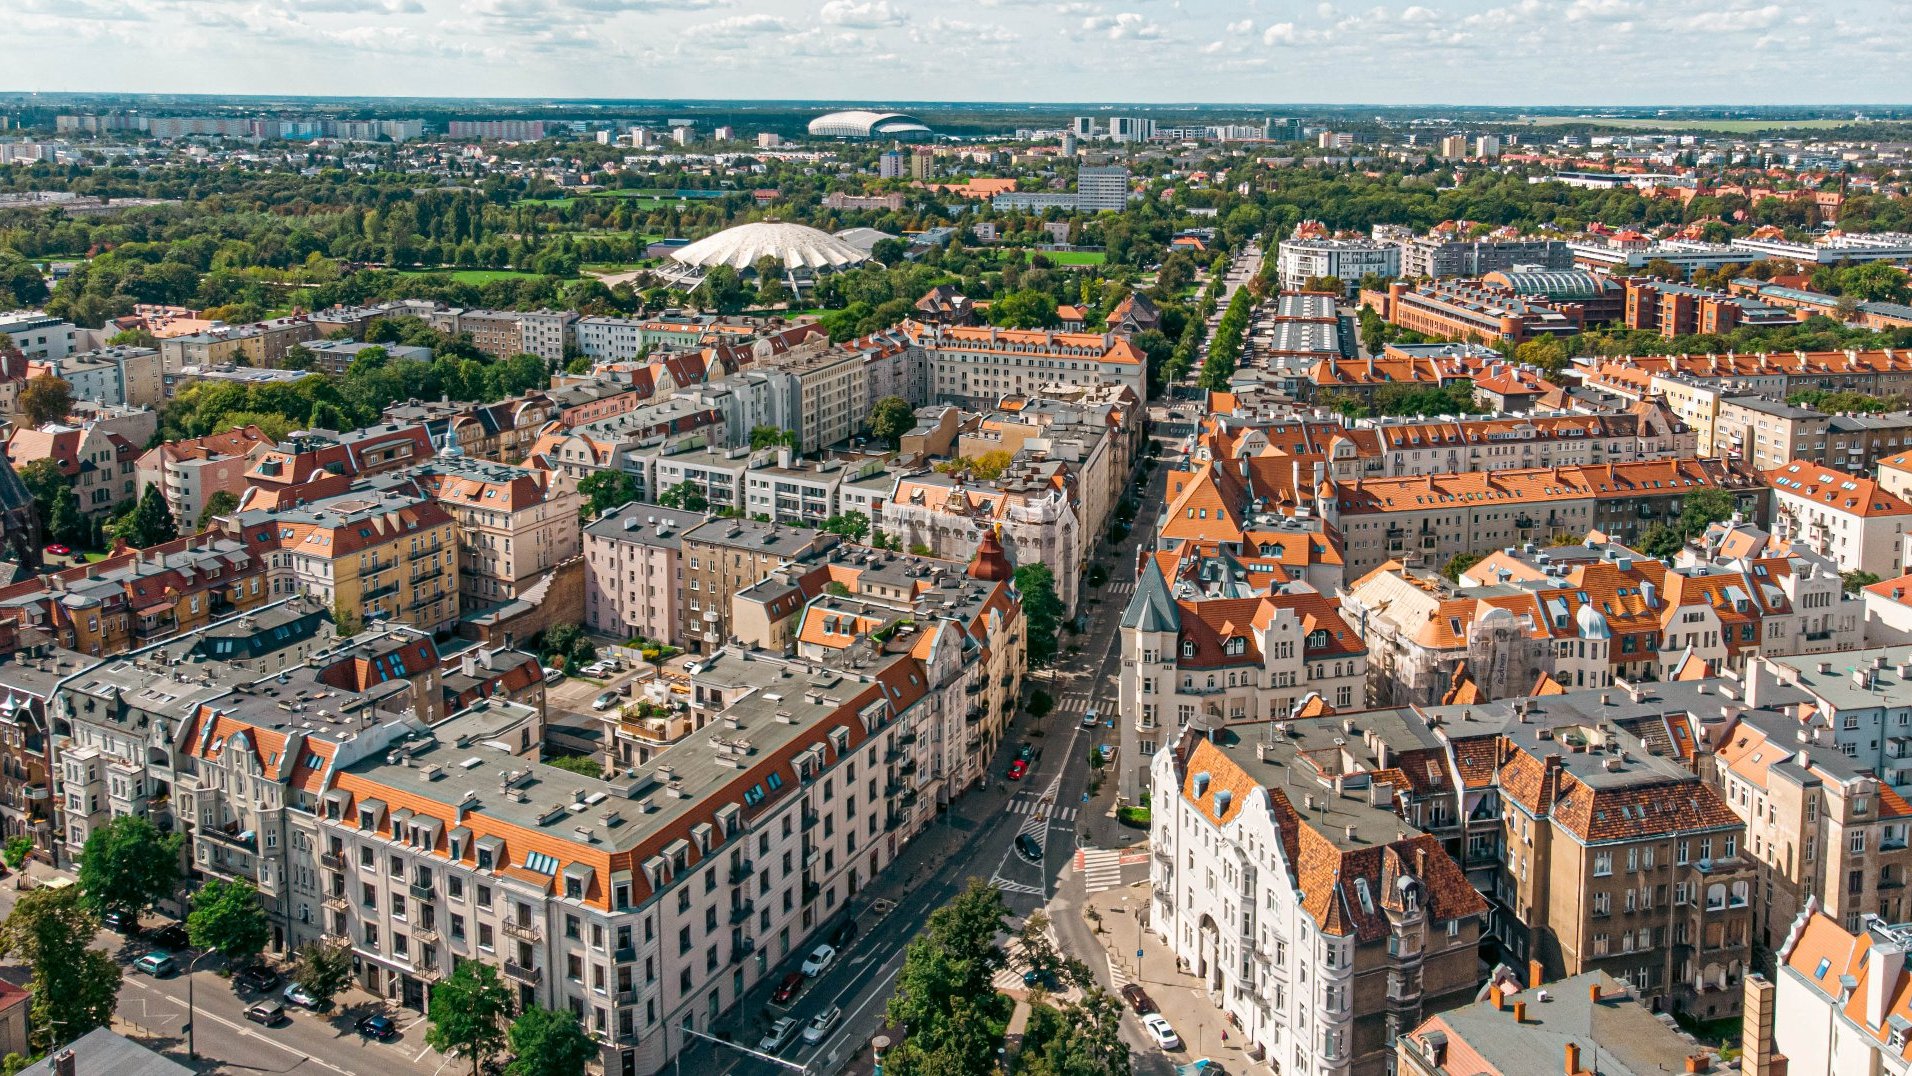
left=1013, top=563, right=1065, bottom=667
left=749, top=425, right=799, bottom=451
left=18, top=376, right=72, bottom=427
left=988, top=289, right=1061, bottom=329
left=505, top=1006, right=597, bottom=1076
left=76, top=814, right=182, bottom=922
left=124, top=482, right=180, bottom=548
left=884, top=879, right=1012, bottom=1076
left=427, top=960, right=514, bottom=1076
left=575, top=469, right=638, bottom=520
left=867, top=395, right=916, bottom=446
left=0, top=884, right=121, bottom=1052
left=656, top=481, right=708, bottom=512
left=292, top=941, right=354, bottom=1009
left=187, top=878, right=270, bottom=967
left=821, top=511, right=871, bottom=542
left=197, top=489, right=241, bottom=530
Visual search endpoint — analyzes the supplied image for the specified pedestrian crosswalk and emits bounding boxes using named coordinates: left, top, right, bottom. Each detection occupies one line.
left=1005, top=797, right=1077, bottom=821
left=988, top=874, right=1044, bottom=896
left=1074, top=848, right=1127, bottom=893
left=991, top=923, right=1079, bottom=996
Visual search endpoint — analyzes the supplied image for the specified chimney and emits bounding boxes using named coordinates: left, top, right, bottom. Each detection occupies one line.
left=1867, top=941, right=1905, bottom=1029
left=1530, top=958, right=1545, bottom=991
left=1685, top=1055, right=1711, bottom=1074
left=1589, top=982, right=1601, bottom=1004
left=53, top=1050, right=75, bottom=1076
left=1489, top=985, right=1503, bottom=1010
left=1513, top=1000, right=1527, bottom=1024
left=1742, top=974, right=1784, bottom=1076
left=1565, top=1042, right=1582, bottom=1075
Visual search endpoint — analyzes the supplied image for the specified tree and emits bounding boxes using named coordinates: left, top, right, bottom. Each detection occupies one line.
left=656, top=481, right=707, bottom=512
left=291, top=941, right=354, bottom=1010
left=1441, top=551, right=1483, bottom=584
left=505, top=1006, right=597, bottom=1076
left=1018, top=988, right=1130, bottom=1076
left=1513, top=335, right=1569, bottom=377
left=690, top=265, right=748, bottom=315
left=197, top=489, right=241, bottom=530
left=821, top=511, right=871, bottom=542
left=187, top=878, right=270, bottom=967
left=1677, top=487, right=1737, bottom=543
left=427, top=960, right=514, bottom=1076
left=989, top=289, right=1060, bottom=330
left=1014, top=564, right=1065, bottom=667
left=1844, top=569, right=1883, bottom=595
left=125, top=483, right=179, bottom=548
left=332, top=598, right=365, bottom=637
left=1, top=836, right=31, bottom=872
left=18, top=376, right=72, bottom=427
left=76, top=814, right=182, bottom=923
left=884, top=879, right=1012, bottom=1076
left=1018, top=910, right=1061, bottom=979
left=575, top=469, right=638, bottom=519
left=867, top=395, right=915, bottom=446
left=0, top=884, right=121, bottom=1052
left=749, top=425, right=799, bottom=451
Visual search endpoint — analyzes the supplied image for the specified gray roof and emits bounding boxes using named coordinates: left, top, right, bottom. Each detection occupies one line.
left=584, top=502, right=706, bottom=548
left=1419, top=971, right=1711, bottom=1076
left=1121, top=557, right=1181, bottom=633
left=1765, top=645, right=1912, bottom=712
left=20, top=1029, right=192, bottom=1076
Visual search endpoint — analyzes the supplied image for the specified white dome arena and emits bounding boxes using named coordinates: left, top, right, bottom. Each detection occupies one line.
left=669, top=221, right=871, bottom=272
left=807, top=110, right=931, bottom=139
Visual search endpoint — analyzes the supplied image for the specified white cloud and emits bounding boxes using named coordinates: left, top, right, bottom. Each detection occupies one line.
left=1225, top=17, right=1252, bottom=33
left=1083, top=11, right=1162, bottom=39
left=820, top=0, right=904, bottom=28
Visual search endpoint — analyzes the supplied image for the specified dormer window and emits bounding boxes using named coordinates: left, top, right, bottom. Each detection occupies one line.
left=1224, top=638, right=1245, bottom=657
left=1181, top=640, right=1196, bottom=659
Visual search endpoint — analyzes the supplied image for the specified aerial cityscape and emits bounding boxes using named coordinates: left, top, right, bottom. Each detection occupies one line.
left=9, top=13, right=1912, bottom=1076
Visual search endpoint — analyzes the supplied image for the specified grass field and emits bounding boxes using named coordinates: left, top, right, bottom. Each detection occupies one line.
left=581, top=261, right=659, bottom=274
left=397, top=268, right=557, bottom=284
left=1026, top=249, right=1107, bottom=266
left=1524, top=115, right=1890, bottom=132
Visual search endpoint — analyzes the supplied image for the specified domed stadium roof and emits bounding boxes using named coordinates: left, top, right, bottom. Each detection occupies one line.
left=807, top=110, right=931, bottom=138
left=670, top=222, right=871, bottom=272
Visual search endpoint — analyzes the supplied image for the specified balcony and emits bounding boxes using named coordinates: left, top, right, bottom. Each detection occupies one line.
left=502, top=920, right=542, bottom=944
left=729, top=900, right=755, bottom=925
left=363, top=583, right=399, bottom=601
left=410, top=882, right=435, bottom=902
left=409, top=546, right=437, bottom=562
left=503, top=961, right=543, bottom=986
left=320, top=852, right=345, bottom=872
left=1804, top=629, right=1834, bottom=642
left=203, top=822, right=257, bottom=851
left=322, top=932, right=351, bottom=949
left=323, top=896, right=349, bottom=913
left=728, top=860, right=754, bottom=885
left=614, top=945, right=637, bottom=963
left=413, top=925, right=440, bottom=945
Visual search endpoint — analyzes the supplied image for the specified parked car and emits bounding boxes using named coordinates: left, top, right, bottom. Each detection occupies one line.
left=800, top=944, right=836, bottom=977
left=357, top=1014, right=397, bottom=1041
left=1006, top=760, right=1028, bottom=781
left=770, top=971, right=805, bottom=1005
left=1016, top=743, right=1036, bottom=762
left=1142, top=1014, right=1182, bottom=1050
left=133, top=952, right=178, bottom=978
left=282, top=982, right=322, bottom=1010
left=1015, top=834, right=1043, bottom=862
left=1081, top=708, right=1099, bottom=729
left=236, top=965, right=281, bottom=993
left=1120, top=983, right=1158, bottom=1015
left=150, top=923, right=190, bottom=950
left=244, top=1001, right=286, bottom=1026
left=542, top=667, right=564, bottom=684
left=43, top=544, right=71, bottom=557
left=1099, top=745, right=1116, bottom=763
left=827, top=919, right=859, bottom=948
left=593, top=691, right=621, bottom=711
left=801, top=1006, right=842, bottom=1044
left=101, top=910, right=136, bottom=935
left=1022, top=968, right=1058, bottom=990
left=757, top=1016, right=799, bottom=1051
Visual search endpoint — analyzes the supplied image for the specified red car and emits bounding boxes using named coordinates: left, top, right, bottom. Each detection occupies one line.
left=1006, top=760, right=1028, bottom=781
left=44, top=544, right=71, bottom=557
left=770, top=971, right=805, bottom=1005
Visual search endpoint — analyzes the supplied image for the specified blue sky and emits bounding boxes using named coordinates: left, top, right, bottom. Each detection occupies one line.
left=7, top=0, right=1908, bottom=105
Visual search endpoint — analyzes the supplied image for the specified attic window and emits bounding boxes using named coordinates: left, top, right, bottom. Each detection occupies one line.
left=1354, top=878, right=1374, bottom=913
left=1181, top=641, right=1196, bottom=658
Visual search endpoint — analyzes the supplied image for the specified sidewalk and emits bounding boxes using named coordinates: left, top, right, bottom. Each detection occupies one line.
left=1084, top=881, right=1270, bottom=1075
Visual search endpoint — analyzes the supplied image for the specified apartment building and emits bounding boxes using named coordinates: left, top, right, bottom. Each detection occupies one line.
left=1360, top=279, right=1584, bottom=344
left=524, top=398, right=726, bottom=495
left=1419, top=693, right=1756, bottom=1020
left=31, top=346, right=165, bottom=410
left=1590, top=350, right=1912, bottom=401
left=1753, top=645, right=1912, bottom=794
left=1276, top=238, right=1402, bottom=296
left=583, top=503, right=703, bottom=645
left=1713, top=706, right=1912, bottom=949
left=427, top=309, right=521, bottom=359
left=1622, top=278, right=1798, bottom=337
left=0, top=638, right=97, bottom=854
left=242, top=425, right=438, bottom=507
left=1395, top=236, right=1575, bottom=279
left=1399, top=971, right=1721, bottom=1076
left=883, top=463, right=1083, bottom=615
left=757, top=347, right=865, bottom=454
left=1360, top=410, right=1694, bottom=476
left=1150, top=720, right=1487, bottom=1076
left=406, top=454, right=581, bottom=611
left=677, top=520, right=838, bottom=652
left=1768, top=461, right=1912, bottom=579
left=223, top=484, right=460, bottom=635
left=301, top=340, right=432, bottom=376
left=4, top=421, right=140, bottom=518
left=900, top=320, right=1147, bottom=407
left=384, top=397, right=559, bottom=465
left=0, top=534, right=271, bottom=657
left=1115, top=556, right=1367, bottom=801
left=135, top=424, right=273, bottom=527
left=1767, top=914, right=1912, bottom=1076
left=1713, top=395, right=1912, bottom=474
left=1324, top=458, right=1770, bottom=581
left=0, top=312, right=78, bottom=362
left=158, top=317, right=320, bottom=370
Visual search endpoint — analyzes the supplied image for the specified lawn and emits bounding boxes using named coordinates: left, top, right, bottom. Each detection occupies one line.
left=1026, top=249, right=1107, bottom=266
left=1524, top=114, right=1892, bottom=133
left=397, top=268, right=559, bottom=284
left=581, top=261, right=660, bottom=274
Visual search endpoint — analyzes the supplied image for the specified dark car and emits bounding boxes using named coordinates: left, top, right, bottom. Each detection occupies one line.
left=828, top=919, right=859, bottom=948
left=357, top=1014, right=397, bottom=1041
left=1120, top=983, right=1158, bottom=1015
left=149, top=924, right=190, bottom=950
left=236, top=965, right=281, bottom=993
left=1016, top=743, right=1036, bottom=762
left=244, top=1001, right=286, bottom=1026
left=1022, top=968, right=1059, bottom=990
left=770, top=971, right=805, bottom=1006
left=101, top=910, right=136, bottom=935
left=1015, top=834, right=1043, bottom=862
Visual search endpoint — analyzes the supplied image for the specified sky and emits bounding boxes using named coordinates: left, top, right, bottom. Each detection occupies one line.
left=8, top=0, right=1910, bottom=106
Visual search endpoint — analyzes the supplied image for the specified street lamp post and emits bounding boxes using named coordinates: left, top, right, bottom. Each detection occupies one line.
left=185, top=949, right=218, bottom=1060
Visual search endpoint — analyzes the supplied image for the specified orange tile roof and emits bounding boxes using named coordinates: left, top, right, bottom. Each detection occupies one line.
left=1767, top=461, right=1912, bottom=518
